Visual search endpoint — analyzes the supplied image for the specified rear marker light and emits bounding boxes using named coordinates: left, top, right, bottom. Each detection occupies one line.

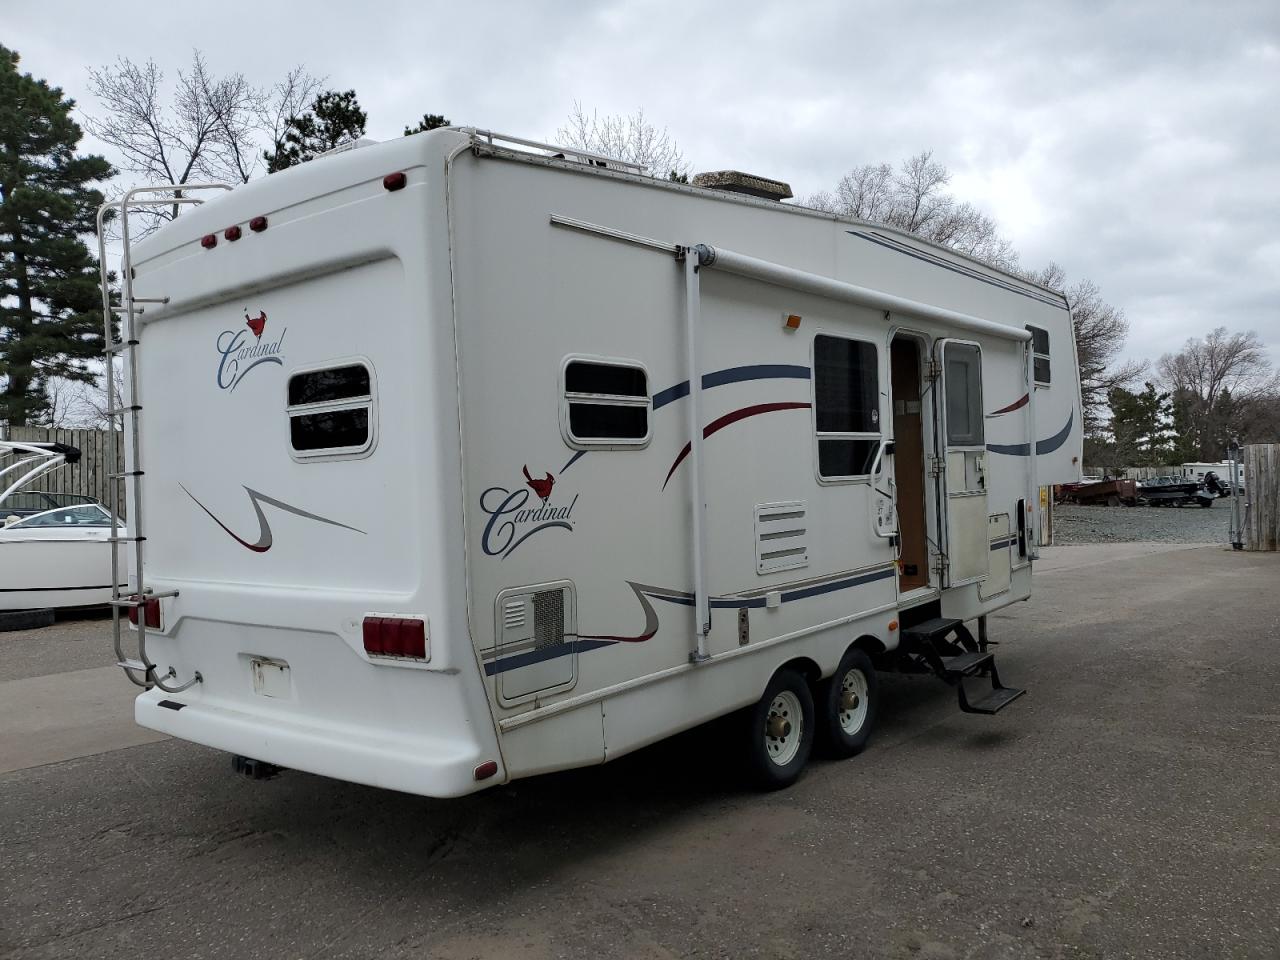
left=224, top=225, right=242, bottom=241
left=200, top=233, right=217, bottom=249
left=362, top=616, right=427, bottom=659
left=127, top=596, right=161, bottom=629
left=383, top=171, right=407, bottom=191
left=249, top=215, right=268, bottom=232
left=474, top=760, right=499, bottom=781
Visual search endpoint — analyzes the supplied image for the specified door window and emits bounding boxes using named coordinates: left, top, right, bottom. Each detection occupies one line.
left=944, top=343, right=984, bottom=447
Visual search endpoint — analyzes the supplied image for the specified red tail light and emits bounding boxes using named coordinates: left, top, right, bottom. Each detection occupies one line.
left=224, top=224, right=242, bottom=241
left=474, top=760, right=499, bottom=781
left=127, top=596, right=161, bottom=629
left=383, top=171, right=407, bottom=191
left=200, top=233, right=217, bottom=249
left=362, top=616, right=426, bottom=659
left=249, top=215, right=268, bottom=232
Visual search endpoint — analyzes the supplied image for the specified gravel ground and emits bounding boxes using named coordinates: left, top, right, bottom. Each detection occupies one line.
left=1053, top=498, right=1236, bottom=544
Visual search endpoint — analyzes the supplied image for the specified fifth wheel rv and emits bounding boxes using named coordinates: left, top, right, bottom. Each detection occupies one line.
left=99, top=127, right=1082, bottom=796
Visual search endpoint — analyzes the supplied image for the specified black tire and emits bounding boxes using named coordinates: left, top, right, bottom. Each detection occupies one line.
left=1106, top=494, right=1121, bottom=507
left=0, top=608, right=55, bottom=632
left=744, top=668, right=815, bottom=790
left=817, top=648, right=879, bottom=758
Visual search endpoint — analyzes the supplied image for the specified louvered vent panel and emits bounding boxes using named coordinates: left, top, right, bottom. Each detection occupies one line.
left=755, top=501, right=809, bottom=574
left=502, top=598, right=527, bottom=631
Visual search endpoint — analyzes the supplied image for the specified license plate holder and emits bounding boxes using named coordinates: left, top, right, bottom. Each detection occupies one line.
left=251, top=657, right=291, bottom=699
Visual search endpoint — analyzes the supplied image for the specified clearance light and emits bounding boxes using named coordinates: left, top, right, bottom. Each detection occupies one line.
left=474, top=760, right=499, bottom=781
left=249, top=215, right=268, bottom=232
left=200, top=233, right=217, bottom=249
left=888, top=620, right=899, bottom=632
left=362, top=616, right=427, bottom=659
left=383, top=171, right=407, bottom=191
left=127, top=596, right=161, bottom=629
left=783, top=313, right=802, bottom=331
left=224, top=225, right=242, bottom=241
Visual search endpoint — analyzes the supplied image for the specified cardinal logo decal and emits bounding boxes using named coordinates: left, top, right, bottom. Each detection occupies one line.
left=480, top=465, right=578, bottom=558
left=215, top=307, right=287, bottom=392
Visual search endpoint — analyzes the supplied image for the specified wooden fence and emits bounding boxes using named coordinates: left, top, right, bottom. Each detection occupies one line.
left=1244, top=444, right=1279, bottom=551
left=2, top=426, right=125, bottom=516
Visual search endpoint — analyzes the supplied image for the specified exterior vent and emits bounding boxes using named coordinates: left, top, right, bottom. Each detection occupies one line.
left=692, top=170, right=793, bottom=201
left=493, top=581, right=577, bottom=704
left=755, top=501, right=809, bottom=574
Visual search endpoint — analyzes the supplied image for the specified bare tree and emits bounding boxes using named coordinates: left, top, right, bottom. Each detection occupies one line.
left=556, top=103, right=690, bottom=178
left=807, top=151, right=1019, bottom=269
left=1157, top=327, right=1280, bottom=459
left=1031, top=263, right=1147, bottom=435
left=86, top=51, right=320, bottom=220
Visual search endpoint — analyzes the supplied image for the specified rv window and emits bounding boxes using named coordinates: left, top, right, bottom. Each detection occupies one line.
left=944, top=343, right=984, bottom=447
left=813, top=335, right=880, bottom=479
left=563, top=359, right=650, bottom=446
left=287, top=361, right=375, bottom=459
left=1026, top=325, right=1051, bottom=385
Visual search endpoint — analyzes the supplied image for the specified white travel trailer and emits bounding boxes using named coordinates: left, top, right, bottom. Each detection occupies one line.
left=100, top=128, right=1082, bottom=796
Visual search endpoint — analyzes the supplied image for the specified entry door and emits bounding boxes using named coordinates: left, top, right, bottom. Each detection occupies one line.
left=936, top=340, right=989, bottom=587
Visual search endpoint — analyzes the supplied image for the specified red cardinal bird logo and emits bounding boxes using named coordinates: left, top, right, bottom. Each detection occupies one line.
left=245, top=310, right=267, bottom=340
left=523, top=465, right=555, bottom=504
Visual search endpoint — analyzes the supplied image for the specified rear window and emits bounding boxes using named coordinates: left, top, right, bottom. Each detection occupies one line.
left=287, top=361, right=376, bottom=459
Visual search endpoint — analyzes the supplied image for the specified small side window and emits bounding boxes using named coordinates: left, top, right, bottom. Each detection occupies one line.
left=287, top=361, right=376, bottom=459
left=562, top=358, right=650, bottom=447
left=813, top=334, right=880, bottom=480
left=1027, top=324, right=1050, bottom=385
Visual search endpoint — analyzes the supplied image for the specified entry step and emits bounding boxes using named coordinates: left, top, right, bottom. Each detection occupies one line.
left=939, top=651, right=994, bottom=677
left=901, top=617, right=962, bottom=643
left=959, top=682, right=1026, bottom=715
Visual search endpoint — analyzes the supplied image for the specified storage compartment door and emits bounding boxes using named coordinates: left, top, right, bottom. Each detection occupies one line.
left=937, top=340, right=989, bottom=587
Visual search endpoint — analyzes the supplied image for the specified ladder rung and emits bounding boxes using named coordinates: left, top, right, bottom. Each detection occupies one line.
left=107, top=405, right=143, bottom=415
left=110, top=590, right=179, bottom=607
left=130, top=297, right=169, bottom=304
left=109, top=536, right=147, bottom=543
left=109, top=471, right=145, bottom=478
left=117, top=658, right=151, bottom=672
left=106, top=340, right=140, bottom=354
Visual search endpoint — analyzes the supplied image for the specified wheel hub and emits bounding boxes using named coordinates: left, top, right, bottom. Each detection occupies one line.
left=767, top=715, right=792, bottom=739
left=840, top=691, right=861, bottom=711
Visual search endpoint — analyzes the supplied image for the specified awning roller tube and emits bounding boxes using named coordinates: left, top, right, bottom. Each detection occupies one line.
left=692, top=244, right=1033, bottom=343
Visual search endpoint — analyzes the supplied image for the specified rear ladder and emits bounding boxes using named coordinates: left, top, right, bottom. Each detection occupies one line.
left=96, top=184, right=231, bottom=691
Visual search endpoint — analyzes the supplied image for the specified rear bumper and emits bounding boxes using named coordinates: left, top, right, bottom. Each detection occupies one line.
left=136, top=687, right=502, bottom=798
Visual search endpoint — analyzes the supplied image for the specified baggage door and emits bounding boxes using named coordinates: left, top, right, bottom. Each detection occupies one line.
left=936, top=339, right=989, bottom=587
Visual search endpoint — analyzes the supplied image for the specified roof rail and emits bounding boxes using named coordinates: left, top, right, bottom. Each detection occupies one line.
left=460, top=127, right=647, bottom=174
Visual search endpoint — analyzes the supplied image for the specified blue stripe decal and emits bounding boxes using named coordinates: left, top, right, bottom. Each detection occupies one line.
left=484, top=565, right=897, bottom=676
left=990, top=537, right=1014, bottom=551
left=560, top=449, right=588, bottom=473
left=848, top=231, right=1067, bottom=310
left=987, top=409, right=1074, bottom=457
left=651, top=364, right=811, bottom=411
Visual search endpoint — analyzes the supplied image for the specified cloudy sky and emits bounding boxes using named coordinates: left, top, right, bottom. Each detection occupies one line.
left=7, top=0, right=1278, bottom=369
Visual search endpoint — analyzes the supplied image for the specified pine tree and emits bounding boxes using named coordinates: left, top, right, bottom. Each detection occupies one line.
left=0, top=45, right=114, bottom=427
left=404, top=113, right=450, bottom=137
left=264, top=90, right=367, bottom=172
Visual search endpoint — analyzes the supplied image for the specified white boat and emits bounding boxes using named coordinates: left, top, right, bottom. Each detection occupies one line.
left=0, top=441, right=124, bottom=611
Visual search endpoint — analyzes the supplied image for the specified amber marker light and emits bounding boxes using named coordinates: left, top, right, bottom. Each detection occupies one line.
left=888, top=620, right=899, bottom=632
left=783, top=313, right=802, bottom=331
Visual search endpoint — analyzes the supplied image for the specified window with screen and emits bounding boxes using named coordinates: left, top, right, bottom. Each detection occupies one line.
left=813, top=335, right=880, bottom=479
left=1027, top=325, right=1051, bottom=385
left=944, top=343, right=984, bottom=447
left=562, top=358, right=650, bottom=447
left=287, top=362, right=376, bottom=458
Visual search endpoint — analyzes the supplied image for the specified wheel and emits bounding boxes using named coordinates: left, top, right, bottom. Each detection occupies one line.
left=1106, top=494, right=1121, bottom=507
left=0, top=608, right=55, bottom=632
left=817, top=648, right=879, bottom=758
left=744, top=668, right=815, bottom=790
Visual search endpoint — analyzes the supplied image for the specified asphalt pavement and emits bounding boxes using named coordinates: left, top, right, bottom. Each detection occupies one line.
left=2, top=544, right=1278, bottom=959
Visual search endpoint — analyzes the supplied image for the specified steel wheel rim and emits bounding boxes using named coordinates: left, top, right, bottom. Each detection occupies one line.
left=765, top=690, right=803, bottom=766
left=838, top=668, right=869, bottom=735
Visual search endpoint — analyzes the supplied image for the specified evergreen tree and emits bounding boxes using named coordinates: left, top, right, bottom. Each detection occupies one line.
left=1109, top=382, right=1176, bottom=467
left=0, top=45, right=113, bottom=427
left=404, top=113, right=450, bottom=137
left=264, top=90, right=367, bottom=172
